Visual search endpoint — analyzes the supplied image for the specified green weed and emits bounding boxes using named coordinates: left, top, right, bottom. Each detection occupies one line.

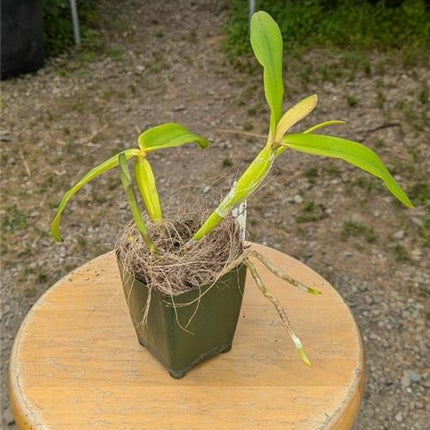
left=408, top=182, right=430, bottom=207
left=222, top=157, right=233, bottom=168
left=341, top=220, right=377, bottom=243
left=2, top=205, right=28, bottom=232
left=347, top=95, right=359, bottom=108
left=393, top=243, right=410, bottom=262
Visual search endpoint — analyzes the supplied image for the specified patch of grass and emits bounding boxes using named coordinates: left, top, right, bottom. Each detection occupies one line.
left=106, top=48, right=124, bottom=62
left=374, top=138, right=385, bottom=148
left=347, top=95, right=359, bottom=108
left=303, top=200, right=315, bottom=213
left=224, top=0, right=430, bottom=58
left=420, top=216, right=430, bottom=247
left=393, top=243, right=410, bottom=262
left=222, top=157, right=233, bottom=167
left=319, top=63, right=343, bottom=83
left=341, top=220, right=377, bottom=243
left=24, top=287, right=38, bottom=298
left=243, top=122, right=254, bottom=131
left=418, top=82, right=429, bottom=105
left=295, top=200, right=326, bottom=223
left=305, top=167, right=318, bottom=184
left=2, top=205, right=28, bottom=232
left=408, top=182, right=430, bottom=207
left=92, top=191, right=108, bottom=204
left=37, top=271, right=49, bottom=284
left=77, top=235, right=88, bottom=248
left=323, top=164, right=341, bottom=176
left=375, top=91, right=385, bottom=110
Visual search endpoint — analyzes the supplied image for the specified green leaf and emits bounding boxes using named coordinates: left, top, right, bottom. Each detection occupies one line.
left=304, top=120, right=346, bottom=134
left=51, top=148, right=140, bottom=242
left=134, top=156, right=163, bottom=222
left=276, top=119, right=346, bottom=156
left=250, top=11, right=284, bottom=137
left=138, top=123, right=209, bottom=153
left=282, top=133, right=414, bottom=208
left=118, top=154, right=154, bottom=250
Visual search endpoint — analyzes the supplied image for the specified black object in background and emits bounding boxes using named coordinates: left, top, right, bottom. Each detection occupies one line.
left=1, top=0, right=45, bottom=80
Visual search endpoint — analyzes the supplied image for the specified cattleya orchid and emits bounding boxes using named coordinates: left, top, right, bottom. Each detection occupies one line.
left=51, top=11, right=413, bottom=366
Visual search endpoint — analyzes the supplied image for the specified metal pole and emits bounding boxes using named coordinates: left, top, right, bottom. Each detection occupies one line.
left=69, top=0, right=81, bottom=47
left=249, top=0, right=256, bottom=20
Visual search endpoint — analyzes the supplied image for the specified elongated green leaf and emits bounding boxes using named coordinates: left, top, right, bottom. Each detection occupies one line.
left=250, top=11, right=284, bottom=136
left=275, top=94, right=318, bottom=143
left=138, top=123, right=209, bottom=153
left=51, top=148, right=140, bottom=242
left=276, top=119, right=346, bottom=156
left=304, top=120, right=346, bottom=134
left=282, top=134, right=414, bottom=208
left=135, top=156, right=163, bottom=222
left=118, top=154, right=154, bottom=250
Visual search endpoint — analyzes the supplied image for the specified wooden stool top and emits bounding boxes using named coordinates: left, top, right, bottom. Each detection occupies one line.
left=10, top=244, right=364, bottom=429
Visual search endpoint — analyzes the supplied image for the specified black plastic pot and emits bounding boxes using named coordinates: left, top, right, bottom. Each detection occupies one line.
left=1, top=0, right=44, bottom=80
left=117, top=257, right=247, bottom=378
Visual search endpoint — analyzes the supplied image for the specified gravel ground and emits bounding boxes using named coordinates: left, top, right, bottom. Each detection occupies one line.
left=1, top=0, right=429, bottom=428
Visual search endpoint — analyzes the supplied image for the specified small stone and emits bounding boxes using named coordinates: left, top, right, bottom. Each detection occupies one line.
left=202, top=186, right=210, bottom=194
left=401, top=373, right=411, bottom=388
left=402, top=370, right=422, bottom=388
left=412, top=217, right=424, bottom=228
left=293, top=194, right=304, bottom=204
left=395, top=412, right=403, bottom=423
left=364, top=295, right=374, bottom=305
left=411, top=249, right=422, bottom=262
left=392, top=230, right=404, bottom=240
left=406, top=370, right=422, bottom=383
left=173, top=104, right=186, bottom=111
left=3, top=407, right=15, bottom=425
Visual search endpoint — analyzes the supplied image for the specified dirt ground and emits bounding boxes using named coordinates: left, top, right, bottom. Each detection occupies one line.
left=1, top=0, right=429, bottom=429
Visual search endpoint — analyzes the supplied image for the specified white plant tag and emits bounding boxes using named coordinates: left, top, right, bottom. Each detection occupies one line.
left=233, top=200, right=247, bottom=243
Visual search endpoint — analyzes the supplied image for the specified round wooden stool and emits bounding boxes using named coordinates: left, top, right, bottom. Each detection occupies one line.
left=10, top=244, right=364, bottom=429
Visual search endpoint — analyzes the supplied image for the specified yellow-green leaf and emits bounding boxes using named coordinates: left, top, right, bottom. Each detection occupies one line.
left=274, top=94, right=318, bottom=143
left=250, top=11, right=284, bottom=137
left=51, top=148, right=140, bottom=242
left=119, top=154, right=154, bottom=250
left=138, top=123, right=209, bottom=153
left=282, top=133, right=414, bottom=208
left=134, top=156, right=163, bottom=222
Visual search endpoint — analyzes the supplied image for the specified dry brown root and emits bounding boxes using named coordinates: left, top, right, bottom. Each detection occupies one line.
left=245, top=258, right=312, bottom=366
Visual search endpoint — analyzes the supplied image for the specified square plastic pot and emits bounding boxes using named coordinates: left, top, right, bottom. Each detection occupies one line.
left=117, top=257, right=247, bottom=378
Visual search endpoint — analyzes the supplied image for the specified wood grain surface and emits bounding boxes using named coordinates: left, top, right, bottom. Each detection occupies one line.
left=9, top=243, right=364, bottom=429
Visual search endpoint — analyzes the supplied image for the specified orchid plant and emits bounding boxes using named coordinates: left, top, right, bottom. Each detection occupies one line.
left=51, top=11, right=413, bottom=366
left=190, top=11, right=413, bottom=243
